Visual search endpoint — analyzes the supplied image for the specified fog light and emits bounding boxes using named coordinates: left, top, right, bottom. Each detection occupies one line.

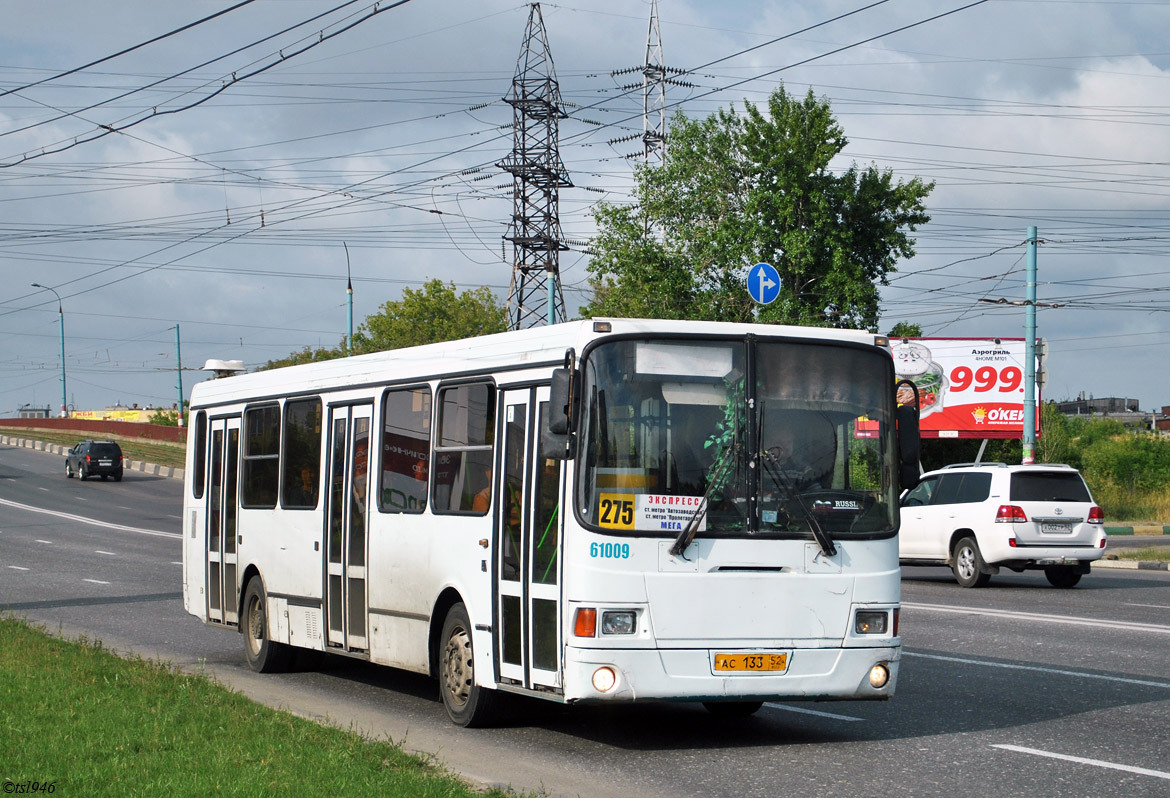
left=592, top=666, right=617, bottom=692
left=869, top=663, right=890, bottom=689
left=855, top=610, right=888, bottom=635
left=601, top=610, right=636, bottom=635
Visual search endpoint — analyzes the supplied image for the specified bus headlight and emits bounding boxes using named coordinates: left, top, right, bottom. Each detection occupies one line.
left=855, top=610, right=888, bottom=635
left=869, top=663, right=890, bottom=689
left=601, top=610, right=636, bottom=635
left=592, top=666, right=618, bottom=692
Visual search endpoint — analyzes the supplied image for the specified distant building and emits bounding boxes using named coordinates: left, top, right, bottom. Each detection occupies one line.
left=1054, top=395, right=1163, bottom=433
left=17, top=404, right=51, bottom=419
left=1055, top=395, right=1140, bottom=415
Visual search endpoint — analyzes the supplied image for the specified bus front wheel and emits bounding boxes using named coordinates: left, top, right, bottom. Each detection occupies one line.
left=439, top=602, right=501, bottom=727
left=242, top=577, right=292, bottom=673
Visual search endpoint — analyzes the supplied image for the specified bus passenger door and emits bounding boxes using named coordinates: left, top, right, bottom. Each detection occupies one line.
left=206, top=416, right=240, bottom=626
left=497, top=387, right=563, bottom=692
left=324, top=403, right=373, bottom=653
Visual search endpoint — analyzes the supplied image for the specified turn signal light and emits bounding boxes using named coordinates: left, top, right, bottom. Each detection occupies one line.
left=574, top=608, right=596, bottom=637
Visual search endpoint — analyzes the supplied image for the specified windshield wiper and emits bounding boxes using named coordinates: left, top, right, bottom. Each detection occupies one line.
left=760, top=448, right=836, bottom=557
left=668, top=441, right=737, bottom=558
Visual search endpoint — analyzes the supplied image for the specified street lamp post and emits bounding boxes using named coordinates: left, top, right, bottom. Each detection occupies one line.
left=31, top=283, right=67, bottom=418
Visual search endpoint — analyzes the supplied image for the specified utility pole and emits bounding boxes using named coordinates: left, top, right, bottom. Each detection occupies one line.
left=500, top=3, right=572, bottom=329
left=31, top=283, right=67, bottom=418
left=1023, top=226, right=1038, bottom=465
left=175, top=324, right=184, bottom=427
left=344, top=242, right=354, bottom=355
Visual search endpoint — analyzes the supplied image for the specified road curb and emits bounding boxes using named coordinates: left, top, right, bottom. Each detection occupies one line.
left=1093, top=558, right=1170, bottom=571
left=0, top=434, right=184, bottom=481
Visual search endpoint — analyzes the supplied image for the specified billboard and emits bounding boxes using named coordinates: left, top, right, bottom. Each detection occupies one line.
left=891, top=337, right=1039, bottom=439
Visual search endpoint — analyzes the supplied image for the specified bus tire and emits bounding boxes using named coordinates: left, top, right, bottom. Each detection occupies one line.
left=952, top=536, right=991, bottom=588
left=703, top=701, right=764, bottom=717
left=439, top=602, right=501, bottom=727
left=242, top=577, right=292, bottom=673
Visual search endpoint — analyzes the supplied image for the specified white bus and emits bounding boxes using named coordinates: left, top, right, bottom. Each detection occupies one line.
left=181, top=318, right=920, bottom=726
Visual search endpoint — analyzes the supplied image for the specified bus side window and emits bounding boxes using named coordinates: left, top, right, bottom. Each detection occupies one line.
left=242, top=404, right=280, bottom=508
left=379, top=387, right=431, bottom=514
left=433, top=382, right=495, bottom=515
left=281, top=398, right=322, bottom=510
left=192, top=411, right=207, bottom=499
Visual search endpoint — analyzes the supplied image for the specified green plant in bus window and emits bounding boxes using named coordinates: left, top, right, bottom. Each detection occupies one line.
left=702, top=376, right=745, bottom=502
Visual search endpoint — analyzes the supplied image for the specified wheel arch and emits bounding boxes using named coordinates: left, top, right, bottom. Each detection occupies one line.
left=947, top=528, right=977, bottom=563
left=429, top=587, right=466, bottom=679
left=237, top=563, right=262, bottom=632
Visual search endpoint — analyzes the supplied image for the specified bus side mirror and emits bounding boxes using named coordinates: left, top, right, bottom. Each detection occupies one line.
left=548, top=367, right=578, bottom=435
left=544, top=367, right=579, bottom=460
left=895, top=379, right=921, bottom=490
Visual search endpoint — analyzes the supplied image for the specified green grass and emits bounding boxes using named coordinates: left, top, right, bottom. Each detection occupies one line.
left=1115, top=547, right=1170, bottom=562
left=4, top=429, right=186, bottom=470
left=0, top=617, right=514, bottom=797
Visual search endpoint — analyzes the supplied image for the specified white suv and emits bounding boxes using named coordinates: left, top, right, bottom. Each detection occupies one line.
left=899, top=463, right=1106, bottom=588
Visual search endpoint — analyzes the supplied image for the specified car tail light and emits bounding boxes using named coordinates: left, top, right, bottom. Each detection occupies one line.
left=1087, top=506, right=1104, bottom=525
left=995, top=504, right=1027, bottom=522
left=85, top=455, right=92, bottom=463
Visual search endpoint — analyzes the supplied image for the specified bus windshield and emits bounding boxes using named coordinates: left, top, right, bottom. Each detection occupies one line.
left=577, top=337, right=898, bottom=541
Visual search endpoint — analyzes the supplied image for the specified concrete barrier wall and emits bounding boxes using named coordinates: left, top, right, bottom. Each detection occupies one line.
left=0, top=418, right=186, bottom=444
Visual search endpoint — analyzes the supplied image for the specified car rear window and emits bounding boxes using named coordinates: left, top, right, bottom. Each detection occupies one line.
left=90, top=443, right=122, bottom=458
left=1010, top=471, right=1091, bottom=502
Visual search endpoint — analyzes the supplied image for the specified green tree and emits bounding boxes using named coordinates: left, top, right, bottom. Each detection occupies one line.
left=261, top=342, right=347, bottom=371
left=1036, top=401, right=1077, bottom=467
left=353, top=279, right=506, bottom=353
left=886, top=321, right=923, bottom=338
left=583, top=86, right=933, bottom=330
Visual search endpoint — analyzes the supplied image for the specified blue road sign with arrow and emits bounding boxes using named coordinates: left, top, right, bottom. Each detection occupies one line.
left=748, top=262, right=781, bottom=304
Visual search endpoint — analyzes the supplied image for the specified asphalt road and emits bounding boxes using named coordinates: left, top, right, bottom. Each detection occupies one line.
left=3, top=442, right=1169, bottom=797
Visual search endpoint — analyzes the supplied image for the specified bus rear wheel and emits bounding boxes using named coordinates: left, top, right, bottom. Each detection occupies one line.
left=439, top=602, right=501, bottom=727
left=242, top=577, right=292, bottom=673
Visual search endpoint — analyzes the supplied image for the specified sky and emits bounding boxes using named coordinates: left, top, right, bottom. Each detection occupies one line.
left=2, top=0, right=1169, bottom=416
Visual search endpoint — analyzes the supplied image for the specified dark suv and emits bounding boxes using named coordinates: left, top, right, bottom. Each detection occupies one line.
left=66, top=440, right=125, bottom=482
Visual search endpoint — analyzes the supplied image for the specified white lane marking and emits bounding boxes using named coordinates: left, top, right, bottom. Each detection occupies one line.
left=166, top=514, right=181, bottom=519
left=1126, top=602, right=1170, bottom=610
left=904, top=652, right=1170, bottom=689
left=35, top=539, right=53, bottom=544
left=38, top=487, right=49, bottom=492
left=0, top=498, right=179, bottom=539
left=75, top=497, right=88, bottom=502
left=82, top=578, right=110, bottom=585
left=993, top=744, right=1170, bottom=781
left=764, top=703, right=863, bottom=722
left=171, top=561, right=182, bottom=566
left=903, top=601, right=1170, bottom=635
left=7, top=566, right=30, bottom=571
left=95, top=550, right=116, bottom=556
